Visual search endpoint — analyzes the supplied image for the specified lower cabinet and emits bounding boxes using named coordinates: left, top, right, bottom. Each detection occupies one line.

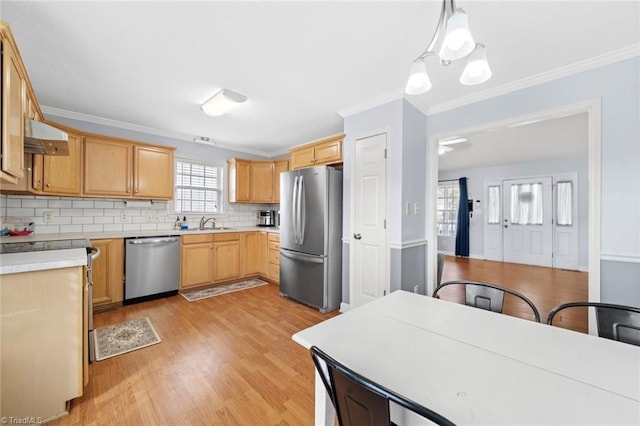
left=179, top=231, right=280, bottom=291
left=267, top=233, right=280, bottom=282
left=213, top=233, right=241, bottom=282
left=91, top=238, right=124, bottom=311
left=180, top=234, right=214, bottom=290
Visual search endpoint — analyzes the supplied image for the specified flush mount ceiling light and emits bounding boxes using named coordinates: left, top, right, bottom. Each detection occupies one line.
left=201, top=89, right=247, bottom=117
left=193, top=136, right=216, bottom=146
left=405, top=0, right=492, bottom=95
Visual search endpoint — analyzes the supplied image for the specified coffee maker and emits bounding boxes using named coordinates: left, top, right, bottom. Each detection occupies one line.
left=257, top=210, right=276, bottom=227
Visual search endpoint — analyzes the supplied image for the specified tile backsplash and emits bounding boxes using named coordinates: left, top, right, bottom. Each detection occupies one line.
left=0, top=194, right=276, bottom=234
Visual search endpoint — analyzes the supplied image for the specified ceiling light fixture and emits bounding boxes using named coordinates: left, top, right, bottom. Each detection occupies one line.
left=405, top=0, right=491, bottom=95
left=201, top=89, right=247, bottom=116
left=193, top=136, right=216, bottom=146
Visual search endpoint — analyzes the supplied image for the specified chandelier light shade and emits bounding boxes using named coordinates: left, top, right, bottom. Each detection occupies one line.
left=460, top=43, right=492, bottom=85
left=201, top=89, right=247, bottom=116
left=405, top=59, right=432, bottom=95
left=438, top=8, right=476, bottom=61
left=405, top=0, right=491, bottom=95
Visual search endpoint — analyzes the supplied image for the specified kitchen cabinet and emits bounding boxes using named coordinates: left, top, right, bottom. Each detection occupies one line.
left=273, top=158, right=289, bottom=203
left=240, top=231, right=264, bottom=277
left=250, top=161, right=274, bottom=202
left=180, top=234, right=214, bottom=290
left=83, top=135, right=175, bottom=200
left=290, top=133, right=344, bottom=170
left=91, top=238, right=124, bottom=311
left=267, top=232, right=280, bottom=282
left=0, top=30, right=26, bottom=184
left=40, top=127, right=82, bottom=195
left=213, top=233, right=241, bottom=282
left=227, top=158, right=251, bottom=202
left=228, top=158, right=289, bottom=203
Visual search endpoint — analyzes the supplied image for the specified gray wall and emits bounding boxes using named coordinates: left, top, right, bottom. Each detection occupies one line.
left=427, top=57, right=640, bottom=306
left=438, top=156, right=589, bottom=269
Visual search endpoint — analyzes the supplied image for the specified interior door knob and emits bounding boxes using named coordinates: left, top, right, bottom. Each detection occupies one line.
left=354, top=233, right=362, bottom=240
left=504, top=225, right=508, bottom=228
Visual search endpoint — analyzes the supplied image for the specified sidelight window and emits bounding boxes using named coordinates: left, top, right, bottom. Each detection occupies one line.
left=175, top=159, right=224, bottom=214
left=437, top=182, right=459, bottom=236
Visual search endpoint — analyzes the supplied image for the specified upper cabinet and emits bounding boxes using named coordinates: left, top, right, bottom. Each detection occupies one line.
left=273, top=158, right=289, bottom=203
left=228, top=158, right=289, bottom=204
left=290, top=134, right=344, bottom=170
left=40, top=126, right=82, bottom=195
left=1, top=24, right=27, bottom=183
left=83, top=135, right=174, bottom=200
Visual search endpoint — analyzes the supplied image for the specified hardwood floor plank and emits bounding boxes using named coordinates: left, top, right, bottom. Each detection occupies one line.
left=439, top=256, right=589, bottom=332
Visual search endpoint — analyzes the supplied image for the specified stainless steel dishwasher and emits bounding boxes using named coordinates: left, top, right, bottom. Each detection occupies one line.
left=124, top=236, right=180, bottom=304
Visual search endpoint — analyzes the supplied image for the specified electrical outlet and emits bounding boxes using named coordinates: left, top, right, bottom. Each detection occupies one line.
left=145, top=213, right=158, bottom=222
left=405, top=202, right=411, bottom=215
left=120, top=212, right=128, bottom=222
left=43, top=211, right=54, bottom=223
left=414, top=202, right=422, bottom=215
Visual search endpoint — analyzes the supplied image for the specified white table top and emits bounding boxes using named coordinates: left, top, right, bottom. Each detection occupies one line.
left=293, top=291, right=640, bottom=425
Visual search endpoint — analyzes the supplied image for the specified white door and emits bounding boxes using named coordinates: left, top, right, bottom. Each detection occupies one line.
left=352, top=133, right=387, bottom=307
left=503, top=177, right=553, bottom=267
left=484, top=181, right=503, bottom=261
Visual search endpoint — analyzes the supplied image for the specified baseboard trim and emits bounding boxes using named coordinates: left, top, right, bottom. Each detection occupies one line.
left=339, top=302, right=350, bottom=313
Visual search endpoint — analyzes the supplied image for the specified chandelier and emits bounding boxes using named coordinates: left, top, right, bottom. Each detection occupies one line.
left=405, top=0, right=492, bottom=95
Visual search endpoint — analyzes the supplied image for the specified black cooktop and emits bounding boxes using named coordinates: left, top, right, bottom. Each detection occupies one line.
left=0, top=238, right=91, bottom=254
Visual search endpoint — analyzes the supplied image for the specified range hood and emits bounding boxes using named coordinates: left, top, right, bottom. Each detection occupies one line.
left=24, top=119, right=69, bottom=156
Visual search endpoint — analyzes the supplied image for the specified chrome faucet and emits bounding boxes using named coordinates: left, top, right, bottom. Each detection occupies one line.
left=199, top=216, right=216, bottom=230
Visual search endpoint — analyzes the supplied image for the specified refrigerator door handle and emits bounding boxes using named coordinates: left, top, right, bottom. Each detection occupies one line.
left=280, top=250, right=324, bottom=264
left=292, top=176, right=299, bottom=244
left=299, top=175, right=306, bottom=245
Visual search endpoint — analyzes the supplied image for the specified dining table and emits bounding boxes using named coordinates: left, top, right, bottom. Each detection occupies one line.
left=292, top=290, right=640, bottom=425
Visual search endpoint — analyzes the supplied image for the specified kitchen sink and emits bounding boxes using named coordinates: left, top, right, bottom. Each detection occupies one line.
left=183, top=227, right=235, bottom=231
left=213, top=227, right=235, bottom=230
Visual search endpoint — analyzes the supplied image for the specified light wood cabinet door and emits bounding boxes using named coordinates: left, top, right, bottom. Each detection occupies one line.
left=290, top=146, right=315, bottom=170
left=314, top=138, right=342, bottom=166
left=228, top=158, right=251, bottom=202
left=213, top=240, right=241, bottom=282
left=42, top=131, right=82, bottom=195
left=91, top=238, right=124, bottom=310
left=242, top=232, right=261, bottom=277
left=83, top=137, right=133, bottom=197
left=250, top=161, right=274, bottom=203
left=181, top=242, right=214, bottom=289
left=273, top=159, right=289, bottom=203
left=1, top=38, right=25, bottom=182
left=267, top=233, right=280, bottom=282
left=134, top=145, right=174, bottom=199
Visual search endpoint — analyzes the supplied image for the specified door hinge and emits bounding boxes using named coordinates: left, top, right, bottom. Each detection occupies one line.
left=383, top=289, right=387, bottom=296
left=384, top=149, right=387, bottom=159
left=383, top=219, right=386, bottom=229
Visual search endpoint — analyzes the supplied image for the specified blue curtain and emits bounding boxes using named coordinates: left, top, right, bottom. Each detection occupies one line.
left=455, top=177, right=470, bottom=257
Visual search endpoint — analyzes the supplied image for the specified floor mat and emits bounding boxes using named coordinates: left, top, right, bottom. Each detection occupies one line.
left=180, top=278, right=268, bottom=302
left=93, top=317, right=161, bottom=361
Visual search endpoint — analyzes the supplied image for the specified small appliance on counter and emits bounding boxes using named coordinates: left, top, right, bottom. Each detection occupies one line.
left=257, top=210, right=276, bottom=227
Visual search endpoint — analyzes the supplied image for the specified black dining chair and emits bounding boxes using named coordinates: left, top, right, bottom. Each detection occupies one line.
left=432, top=280, right=541, bottom=322
left=547, top=302, right=640, bottom=346
left=310, top=346, right=455, bottom=426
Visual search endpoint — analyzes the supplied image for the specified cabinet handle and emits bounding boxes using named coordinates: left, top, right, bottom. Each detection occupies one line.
left=46, top=183, right=51, bottom=187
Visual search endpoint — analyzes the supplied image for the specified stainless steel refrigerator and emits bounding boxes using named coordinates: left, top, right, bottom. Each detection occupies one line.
left=279, top=166, right=342, bottom=312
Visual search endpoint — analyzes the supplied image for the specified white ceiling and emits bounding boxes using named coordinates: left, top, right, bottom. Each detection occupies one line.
left=438, top=112, right=588, bottom=171
left=3, top=1, right=639, bottom=156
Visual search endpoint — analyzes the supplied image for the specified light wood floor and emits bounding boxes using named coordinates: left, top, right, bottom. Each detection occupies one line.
left=438, top=256, right=589, bottom=332
left=51, top=284, right=336, bottom=425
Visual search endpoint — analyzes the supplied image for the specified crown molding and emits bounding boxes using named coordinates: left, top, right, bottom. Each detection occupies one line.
left=427, top=44, right=640, bottom=116
left=337, top=88, right=404, bottom=118
left=41, top=105, right=274, bottom=157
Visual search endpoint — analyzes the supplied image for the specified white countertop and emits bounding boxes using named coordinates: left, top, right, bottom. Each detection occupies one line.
left=0, top=248, right=88, bottom=275
left=0, top=226, right=280, bottom=244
